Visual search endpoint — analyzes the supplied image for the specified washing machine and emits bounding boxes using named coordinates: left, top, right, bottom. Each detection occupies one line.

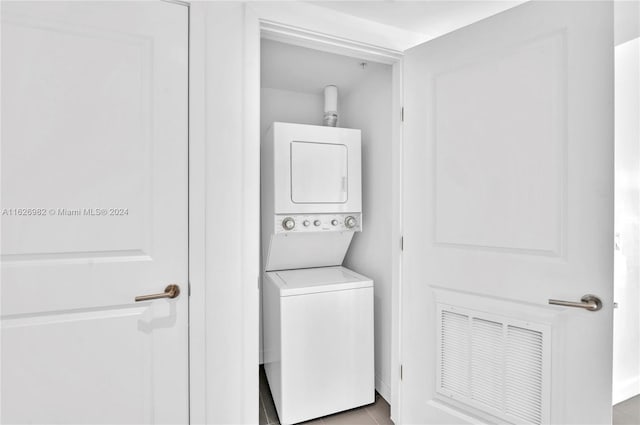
left=262, top=266, right=374, bottom=425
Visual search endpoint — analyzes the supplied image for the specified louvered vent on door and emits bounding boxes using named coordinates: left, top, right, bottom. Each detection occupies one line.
left=437, top=304, right=550, bottom=424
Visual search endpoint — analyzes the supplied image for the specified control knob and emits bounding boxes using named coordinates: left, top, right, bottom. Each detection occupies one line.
left=331, top=219, right=338, bottom=226
left=314, top=220, right=321, bottom=227
left=303, top=220, right=310, bottom=227
left=282, top=217, right=295, bottom=230
left=344, top=216, right=357, bottom=229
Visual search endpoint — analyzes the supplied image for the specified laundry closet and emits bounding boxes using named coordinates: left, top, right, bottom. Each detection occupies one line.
left=259, top=38, right=397, bottom=423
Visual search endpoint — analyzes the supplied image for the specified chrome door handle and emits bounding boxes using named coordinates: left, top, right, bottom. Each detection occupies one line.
left=135, top=284, right=180, bottom=302
left=548, top=294, right=602, bottom=311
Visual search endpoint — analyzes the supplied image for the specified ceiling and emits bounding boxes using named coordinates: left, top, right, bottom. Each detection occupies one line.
left=310, top=1, right=526, bottom=42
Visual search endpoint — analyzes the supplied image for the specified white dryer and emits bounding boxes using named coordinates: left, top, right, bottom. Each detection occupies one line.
left=262, top=266, right=374, bottom=425
left=261, top=122, right=362, bottom=271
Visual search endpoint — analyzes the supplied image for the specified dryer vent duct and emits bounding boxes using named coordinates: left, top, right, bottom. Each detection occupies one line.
left=323, top=85, right=338, bottom=127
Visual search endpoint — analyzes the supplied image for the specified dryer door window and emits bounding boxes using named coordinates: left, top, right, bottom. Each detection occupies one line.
left=290, top=141, right=347, bottom=204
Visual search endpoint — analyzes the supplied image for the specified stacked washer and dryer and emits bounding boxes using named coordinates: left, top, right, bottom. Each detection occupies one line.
left=261, top=122, right=374, bottom=425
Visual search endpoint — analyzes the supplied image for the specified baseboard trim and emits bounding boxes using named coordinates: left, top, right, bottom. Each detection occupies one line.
left=376, top=375, right=391, bottom=403
left=613, top=375, right=640, bottom=405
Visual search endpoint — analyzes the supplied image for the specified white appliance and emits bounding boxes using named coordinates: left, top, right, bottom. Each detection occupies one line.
left=262, top=266, right=374, bottom=425
left=261, top=122, right=362, bottom=271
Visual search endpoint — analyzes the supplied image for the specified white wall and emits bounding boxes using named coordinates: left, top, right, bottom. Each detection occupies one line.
left=613, top=37, right=640, bottom=405
left=189, top=3, right=259, bottom=424
left=341, top=66, right=394, bottom=401
left=615, top=1, right=640, bottom=46
left=260, top=88, right=324, bottom=137
left=259, top=87, right=324, bottom=364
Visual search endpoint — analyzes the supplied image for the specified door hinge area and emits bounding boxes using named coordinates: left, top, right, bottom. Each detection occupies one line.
left=400, top=364, right=403, bottom=380
left=401, top=107, right=404, bottom=122
left=401, top=236, right=404, bottom=251
left=188, top=282, right=191, bottom=296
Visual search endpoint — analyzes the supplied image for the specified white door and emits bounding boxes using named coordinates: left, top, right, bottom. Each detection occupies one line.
left=1, top=2, right=188, bottom=423
left=401, top=2, right=613, bottom=424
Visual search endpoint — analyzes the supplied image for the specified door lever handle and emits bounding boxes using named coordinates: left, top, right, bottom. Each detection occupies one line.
left=548, top=294, right=602, bottom=311
left=135, top=284, right=180, bottom=302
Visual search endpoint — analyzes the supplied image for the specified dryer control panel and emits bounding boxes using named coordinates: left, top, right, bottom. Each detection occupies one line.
left=275, top=213, right=361, bottom=234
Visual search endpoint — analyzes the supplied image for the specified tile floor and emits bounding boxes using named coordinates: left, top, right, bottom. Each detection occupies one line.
left=261, top=366, right=638, bottom=425
left=259, top=366, right=393, bottom=425
left=614, top=395, right=640, bottom=425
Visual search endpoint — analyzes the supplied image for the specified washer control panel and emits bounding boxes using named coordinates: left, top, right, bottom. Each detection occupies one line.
left=275, top=213, right=361, bottom=234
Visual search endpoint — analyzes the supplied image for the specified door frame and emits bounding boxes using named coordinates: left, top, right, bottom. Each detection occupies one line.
left=188, top=3, right=264, bottom=423
left=244, top=6, right=406, bottom=422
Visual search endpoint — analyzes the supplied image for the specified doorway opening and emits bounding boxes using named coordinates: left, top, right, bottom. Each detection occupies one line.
left=612, top=35, right=640, bottom=425
left=258, top=37, right=398, bottom=424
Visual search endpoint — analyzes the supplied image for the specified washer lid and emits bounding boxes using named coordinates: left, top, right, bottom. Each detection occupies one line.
left=269, top=266, right=372, bottom=296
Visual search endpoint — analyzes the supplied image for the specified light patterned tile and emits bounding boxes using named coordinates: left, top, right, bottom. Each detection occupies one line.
left=613, top=409, right=638, bottom=425
left=259, top=365, right=280, bottom=424
left=298, top=417, right=326, bottom=424
left=322, top=408, right=378, bottom=425
left=615, top=395, right=640, bottom=418
left=365, top=394, right=393, bottom=425
left=259, top=398, right=269, bottom=425
left=262, top=390, right=279, bottom=424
